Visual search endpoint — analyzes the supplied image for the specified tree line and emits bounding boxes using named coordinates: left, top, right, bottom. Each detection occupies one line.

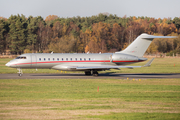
left=0, top=14, right=180, bottom=55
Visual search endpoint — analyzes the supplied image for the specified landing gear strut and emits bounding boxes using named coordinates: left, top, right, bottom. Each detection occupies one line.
left=17, top=68, right=23, bottom=77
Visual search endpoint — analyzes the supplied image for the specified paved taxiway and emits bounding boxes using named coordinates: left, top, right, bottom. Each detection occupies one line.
left=0, top=73, right=180, bottom=79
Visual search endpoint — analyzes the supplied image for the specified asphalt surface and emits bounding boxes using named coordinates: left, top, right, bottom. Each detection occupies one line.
left=0, top=73, right=180, bottom=79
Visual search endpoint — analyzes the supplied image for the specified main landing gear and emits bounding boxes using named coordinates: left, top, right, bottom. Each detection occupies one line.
left=92, top=70, right=98, bottom=76
left=85, top=70, right=99, bottom=76
left=17, top=68, right=23, bottom=77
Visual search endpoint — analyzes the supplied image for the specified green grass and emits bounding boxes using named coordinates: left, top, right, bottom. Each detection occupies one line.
left=1, top=58, right=180, bottom=119
left=88, top=113, right=180, bottom=120
left=1, top=57, right=180, bottom=74
left=0, top=78, right=179, bottom=119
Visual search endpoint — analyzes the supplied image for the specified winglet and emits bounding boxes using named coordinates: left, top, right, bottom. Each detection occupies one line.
left=143, top=58, right=154, bottom=67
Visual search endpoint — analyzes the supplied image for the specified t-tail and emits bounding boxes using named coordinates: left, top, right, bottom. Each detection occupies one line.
left=116, top=33, right=177, bottom=57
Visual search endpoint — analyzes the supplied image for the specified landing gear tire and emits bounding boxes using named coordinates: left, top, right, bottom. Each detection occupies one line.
left=19, top=73, right=22, bottom=77
left=92, top=71, right=98, bottom=77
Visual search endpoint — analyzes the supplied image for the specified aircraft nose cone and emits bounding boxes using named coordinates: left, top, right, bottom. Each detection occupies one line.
left=5, top=60, right=17, bottom=68
left=5, top=62, right=11, bottom=67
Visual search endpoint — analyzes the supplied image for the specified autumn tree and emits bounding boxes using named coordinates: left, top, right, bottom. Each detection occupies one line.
left=48, top=35, right=76, bottom=53
left=45, top=15, right=58, bottom=21
left=8, top=14, right=27, bottom=54
left=37, top=21, right=47, bottom=52
left=27, top=16, right=45, bottom=52
left=1, top=14, right=180, bottom=55
left=125, top=20, right=143, bottom=44
left=0, top=19, right=8, bottom=53
left=111, top=23, right=124, bottom=51
left=173, top=17, right=180, bottom=30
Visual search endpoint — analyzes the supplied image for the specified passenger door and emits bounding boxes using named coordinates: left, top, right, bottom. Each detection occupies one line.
left=31, top=55, right=37, bottom=68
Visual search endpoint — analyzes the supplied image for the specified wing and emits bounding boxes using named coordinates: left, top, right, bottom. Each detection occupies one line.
left=51, top=58, right=154, bottom=71
left=52, top=64, right=140, bottom=70
left=76, top=65, right=141, bottom=70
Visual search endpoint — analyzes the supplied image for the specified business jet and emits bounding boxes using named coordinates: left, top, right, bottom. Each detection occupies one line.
left=5, top=33, right=176, bottom=76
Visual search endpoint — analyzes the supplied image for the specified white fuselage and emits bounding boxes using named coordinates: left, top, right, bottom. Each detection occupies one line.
left=5, top=53, right=146, bottom=71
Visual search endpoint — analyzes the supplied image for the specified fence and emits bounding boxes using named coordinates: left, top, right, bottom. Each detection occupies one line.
left=0, top=54, right=18, bottom=58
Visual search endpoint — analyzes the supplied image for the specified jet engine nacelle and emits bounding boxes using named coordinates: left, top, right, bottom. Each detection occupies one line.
left=112, top=53, right=144, bottom=65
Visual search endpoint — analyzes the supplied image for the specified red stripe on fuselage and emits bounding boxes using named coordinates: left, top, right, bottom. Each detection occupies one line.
left=14, top=60, right=144, bottom=66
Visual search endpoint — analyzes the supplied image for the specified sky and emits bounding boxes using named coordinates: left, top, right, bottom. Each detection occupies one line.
left=0, top=0, right=179, bottom=19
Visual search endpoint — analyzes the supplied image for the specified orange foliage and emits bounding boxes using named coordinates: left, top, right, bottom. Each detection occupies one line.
left=0, top=17, right=7, bottom=21
left=85, top=45, right=89, bottom=53
left=45, top=15, right=58, bottom=21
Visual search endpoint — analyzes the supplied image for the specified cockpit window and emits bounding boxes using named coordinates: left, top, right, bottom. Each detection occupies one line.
left=16, top=56, right=26, bottom=59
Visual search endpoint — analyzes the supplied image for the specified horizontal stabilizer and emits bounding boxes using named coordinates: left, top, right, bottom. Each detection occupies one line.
left=142, top=36, right=177, bottom=40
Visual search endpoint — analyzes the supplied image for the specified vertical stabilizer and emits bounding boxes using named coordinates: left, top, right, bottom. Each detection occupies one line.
left=116, top=33, right=176, bottom=57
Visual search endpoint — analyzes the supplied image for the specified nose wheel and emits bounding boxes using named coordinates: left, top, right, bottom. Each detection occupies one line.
left=18, top=73, right=22, bottom=77
left=17, top=68, right=23, bottom=77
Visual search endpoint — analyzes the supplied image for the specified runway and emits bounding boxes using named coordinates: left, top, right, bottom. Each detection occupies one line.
left=0, top=73, right=180, bottom=79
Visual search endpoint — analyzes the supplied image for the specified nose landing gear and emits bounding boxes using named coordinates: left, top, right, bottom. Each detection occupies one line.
left=17, top=68, right=23, bottom=77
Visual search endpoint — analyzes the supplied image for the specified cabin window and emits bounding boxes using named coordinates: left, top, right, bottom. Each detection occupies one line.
left=57, top=58, right=59, bottom=61
left=70, top=58, right=72, bottom=61
left=75, top=58, right=77, bottom=61
left=16, top=56, right=26, bottom=59
left=48, top=58, right=50, bottom=61
left=39, top=58, right=41, bottom=61
left=62, top=58, right=63, bottom=61
left=53, top=58, right=55, bottom=61
left=89, top=58, right=91, bottom=60
left=44, top=58, right=46, bottom=61
left=84, top=58, right=86, bottom=61
left=80, top=58, right=82, bottom=61
left=66, top=58, right=68, bottom=61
